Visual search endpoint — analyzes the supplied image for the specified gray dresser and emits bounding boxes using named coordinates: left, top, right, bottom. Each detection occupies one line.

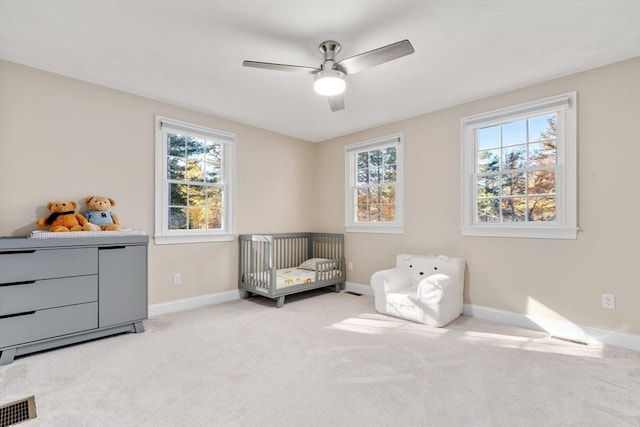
left=0, top=235, right=148, bottom=365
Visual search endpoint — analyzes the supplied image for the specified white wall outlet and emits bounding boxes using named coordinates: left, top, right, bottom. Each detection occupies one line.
left=601, top=294, right=615, bottom=309
left=173, top=273, right=182, bottom=286
left=348, top=262, right=354, bottom=271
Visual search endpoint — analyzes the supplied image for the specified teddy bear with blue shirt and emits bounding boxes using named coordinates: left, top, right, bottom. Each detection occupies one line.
left=84, top=196, right=122, bottom=231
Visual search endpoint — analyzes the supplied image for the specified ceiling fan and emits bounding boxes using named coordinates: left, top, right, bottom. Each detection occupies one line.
left=242, top=39, right=415, bottom=112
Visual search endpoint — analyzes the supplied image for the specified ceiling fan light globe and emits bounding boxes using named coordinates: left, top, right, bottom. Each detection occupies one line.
left=314, top=71, right=346, bottom=96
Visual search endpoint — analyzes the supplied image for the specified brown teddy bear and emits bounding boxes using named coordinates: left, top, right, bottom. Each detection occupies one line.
left=36, top=200, right=93, bottom=232
left=84, top=196, right=122, bottom=231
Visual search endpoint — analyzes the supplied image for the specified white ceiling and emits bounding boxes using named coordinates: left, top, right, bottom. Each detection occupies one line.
left=1, top=1, right=639, bottom=142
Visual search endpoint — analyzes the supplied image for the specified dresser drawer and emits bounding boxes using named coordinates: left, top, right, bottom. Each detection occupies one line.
left=0, top=248, right=97, bottom=283
left=0, top=302, right=98, bottom=348
left=0, top=275, right=98, bottom=316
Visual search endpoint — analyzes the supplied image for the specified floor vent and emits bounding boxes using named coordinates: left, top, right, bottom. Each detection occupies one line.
left=345, top=291, right=362, bottom=296
left=550, top=335, right=589, bottom=346
left=0, top=396, right=37, bottom=427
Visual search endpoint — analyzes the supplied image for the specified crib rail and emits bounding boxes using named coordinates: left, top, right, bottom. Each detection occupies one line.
left=273, top=234, right=309, bottom=269
left=239, top=234, right=273, bottom=295
left=314, top=259, right=345, bottom=282
left=312, top=234, right=344, bottom=261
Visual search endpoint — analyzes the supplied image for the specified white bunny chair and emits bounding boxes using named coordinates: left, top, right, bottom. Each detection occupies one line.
left=371, top=254, right=466, bottom=327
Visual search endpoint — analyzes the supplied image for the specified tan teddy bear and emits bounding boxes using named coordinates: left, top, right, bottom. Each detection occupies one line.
left=84, top=196, right=122, bottom=231
left=36, top=200, right=93, bottom=232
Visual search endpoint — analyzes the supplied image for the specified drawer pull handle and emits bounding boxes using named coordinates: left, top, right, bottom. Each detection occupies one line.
left=0, top=250, right=36, bottom=255
left=99, top=246, right=126, bottom=250
left=0, top=311, right=36, bottom=320
left=0, top=281, right=36, bottom=287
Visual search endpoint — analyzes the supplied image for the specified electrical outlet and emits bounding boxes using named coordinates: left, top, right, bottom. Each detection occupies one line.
left=348, top=262, right=354, bottom=271
left=601, top=294, right=615, bottom=309
left=173, top=273, right=182, bottom=286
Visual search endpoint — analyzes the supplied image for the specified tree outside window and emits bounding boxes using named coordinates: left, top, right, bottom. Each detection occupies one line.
left=166, top=132, right=224, bottom=231
left=476, top=113, right=557, bottom=223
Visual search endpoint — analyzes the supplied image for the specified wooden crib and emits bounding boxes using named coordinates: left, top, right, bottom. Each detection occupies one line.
left=238, top=233, right=345, bottom=307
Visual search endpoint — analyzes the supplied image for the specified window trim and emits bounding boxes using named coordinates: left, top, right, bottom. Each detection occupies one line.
left=154, top=116, right=235, bottom=245
left=460, top=92, right=578, bottom=239
left=344, top=133, right=404, bottom=234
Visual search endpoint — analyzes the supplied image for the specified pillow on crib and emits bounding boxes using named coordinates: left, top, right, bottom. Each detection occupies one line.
left=299, top=258, right=332, bottom=271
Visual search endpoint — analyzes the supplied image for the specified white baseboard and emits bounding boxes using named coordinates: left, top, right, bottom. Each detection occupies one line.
left=463, top=303, right=640, bottom=352
left=149, top=285, right=369, bottom=316
left=148, top=290, right=242, bottom=317
left=345, top=281, right=374, bottom=296
left=346, top=281, right=638, bottom=352
left=147, top=284, right=638, bottom=352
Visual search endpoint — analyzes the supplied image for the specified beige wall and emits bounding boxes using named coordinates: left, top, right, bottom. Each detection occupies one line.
left=0, top=60, right=315, bottom=305
left=315, top=57, right=640, bottom=335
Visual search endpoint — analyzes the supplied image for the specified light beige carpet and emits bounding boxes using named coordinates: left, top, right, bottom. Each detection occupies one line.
left=1, top=289, right=638, bottom=426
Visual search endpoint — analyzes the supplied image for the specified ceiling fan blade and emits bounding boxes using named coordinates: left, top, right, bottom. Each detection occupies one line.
left=242, top=60, right=319, bottom=74
left=334, top=39, right=414, bottom=75
left=328, top=93, right=345, bottom=112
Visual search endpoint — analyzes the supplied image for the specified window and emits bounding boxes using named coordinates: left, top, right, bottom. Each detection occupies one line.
left=155, top=116, right=235, bottom=244
left=461, top=92, right=577, bottom=239
left=345, top=134, right=403, bottom=233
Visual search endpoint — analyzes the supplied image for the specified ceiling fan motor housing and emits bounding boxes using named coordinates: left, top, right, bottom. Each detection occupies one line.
left=318, top=40, right=341, bottom=62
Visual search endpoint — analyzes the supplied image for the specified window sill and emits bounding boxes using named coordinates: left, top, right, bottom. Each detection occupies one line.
left=346, top=224, right=404, bottom=234
left=154, top=233, right=235, bottom=245
left=461, top=225, right=578, bottom=239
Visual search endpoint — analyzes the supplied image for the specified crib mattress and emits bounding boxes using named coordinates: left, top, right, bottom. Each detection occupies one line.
left=248, top=267, right=342, bottom=291
left=275, top=268, right=316, bottom=288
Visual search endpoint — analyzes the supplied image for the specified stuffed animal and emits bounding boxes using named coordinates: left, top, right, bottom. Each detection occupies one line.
left=84, top=196, right=122, bottom=231
left=36, top=200, right=93, bottom=232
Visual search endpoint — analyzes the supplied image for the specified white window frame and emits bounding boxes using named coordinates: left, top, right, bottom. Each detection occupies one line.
left=345, top=133, right=404, bottom=234
left=154, top=116, right=235, bottom=244
left=460, top=92, right=577, bottom=239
